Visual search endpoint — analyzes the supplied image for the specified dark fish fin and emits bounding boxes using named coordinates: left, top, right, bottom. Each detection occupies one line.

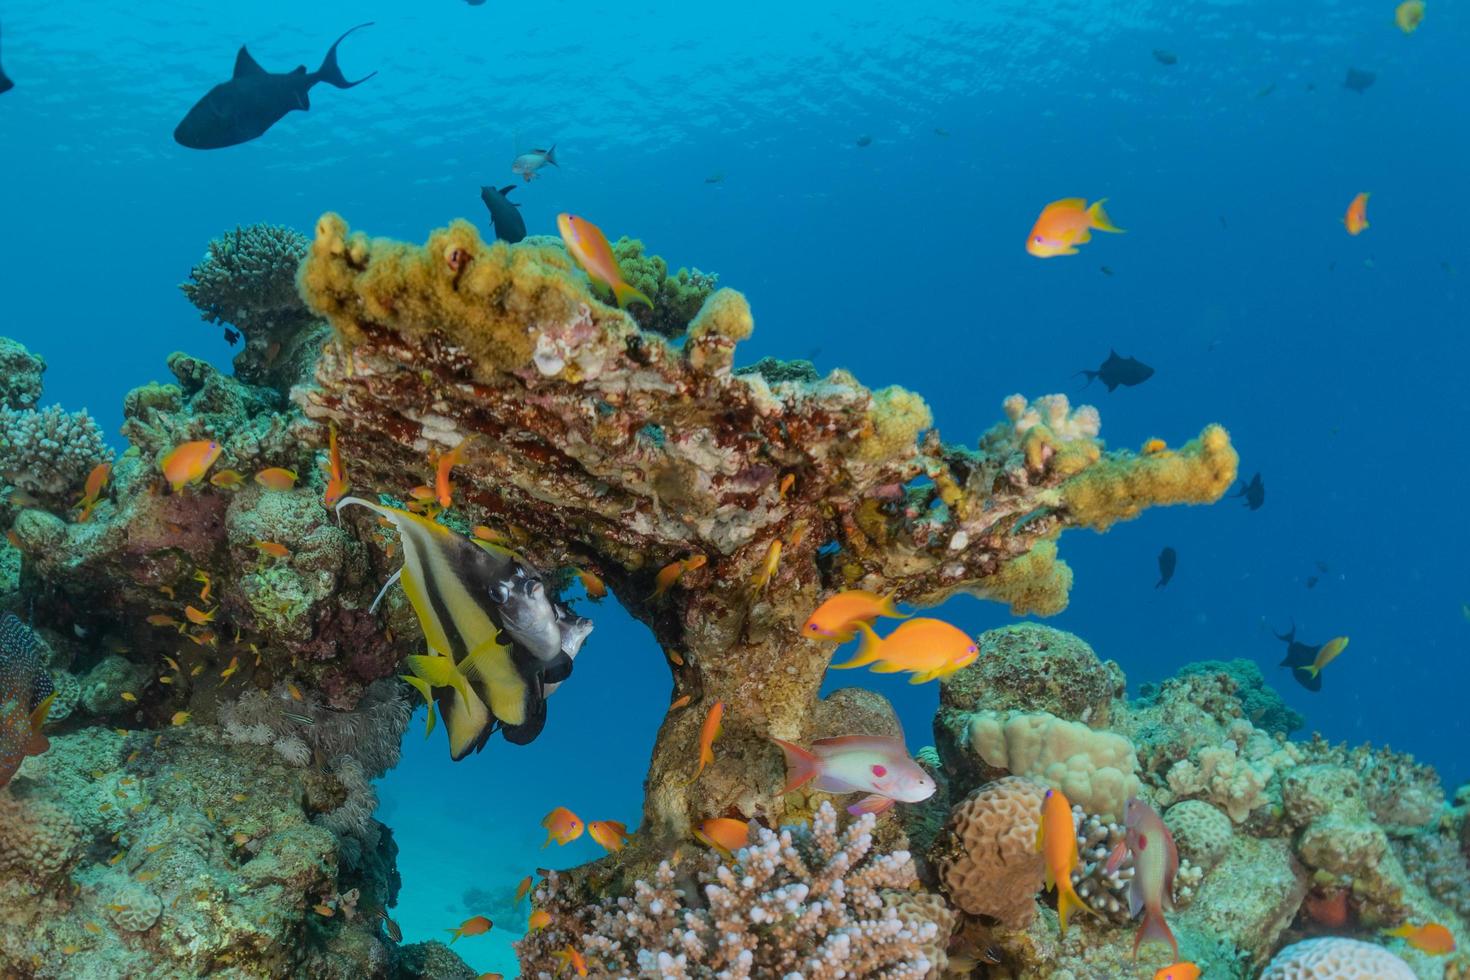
left=1291, top=667, right=1323, bottom=693
left=499, top=185, right=517, bottom=197
left=1105, top=379, right=1120, bottom=392
left=545, top=144, right=558, bottom=166
left=233, top=45, right=267, bottom=79
left=499, top=693, right=547, bottom=744
left=540, top=653, right=573, bottom=686
left=1272, top=619, right=1296, bottom=643
left=0, top=69, right=11, bottom=96
left=1155, top=577, right=1168, bottom=589
left=1074, top=369, right=1098, bottom=389
left=315, top=22, right=377, bottom=89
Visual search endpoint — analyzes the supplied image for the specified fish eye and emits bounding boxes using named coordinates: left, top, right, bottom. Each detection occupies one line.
left=808, top=623, right=819, bottom=631
left=1034, top=236, right=1044, bottom=243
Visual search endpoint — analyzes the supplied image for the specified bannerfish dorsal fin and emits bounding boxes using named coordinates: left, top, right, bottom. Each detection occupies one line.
left=233, top=46, right=268, bottom=79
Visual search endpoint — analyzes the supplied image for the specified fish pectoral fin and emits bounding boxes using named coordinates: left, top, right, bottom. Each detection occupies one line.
left=846, top=794, right=895, bottom=816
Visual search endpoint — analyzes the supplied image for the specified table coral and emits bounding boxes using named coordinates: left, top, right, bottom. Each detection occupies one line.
left=516, top=802, right=942, bottom=978
left=293, top=214, right=1235, bottom=864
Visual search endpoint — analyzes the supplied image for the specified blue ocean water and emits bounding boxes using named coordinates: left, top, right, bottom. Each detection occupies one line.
left=2, top=0, right=1466, bottom=973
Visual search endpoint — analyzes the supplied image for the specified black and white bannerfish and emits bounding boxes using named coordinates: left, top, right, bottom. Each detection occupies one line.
left=335, top=497, right=592, bottom=756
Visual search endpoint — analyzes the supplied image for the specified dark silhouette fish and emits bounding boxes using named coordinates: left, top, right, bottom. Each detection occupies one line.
left=480, top=185, right=526, bottom=244
left=1274, top=622, right=1324, bottom=692
left=856, top=134, right=873, bottom=147
left=174, top=23, right=377, bottom=149
left=1231, top=472, right=1265, bottom=510
left=1344, top=68, right=1376, bottom=93
left=1078, top=349, right=1154, bottom=391
left=1156, top=547, right=1176, bottom=588
left=0, top=615, right=55, bottom=788
left=1153, top=49, right=1178, bottom=66
left=0, top=21, right=13, bottom=95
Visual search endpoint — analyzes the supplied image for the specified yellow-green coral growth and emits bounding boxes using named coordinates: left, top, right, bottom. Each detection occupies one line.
left=1060, top=423, right=1238, bottom=530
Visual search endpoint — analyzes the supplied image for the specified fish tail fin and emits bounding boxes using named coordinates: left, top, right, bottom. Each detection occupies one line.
left=878, top=592, right=910, bottom=620
left=613, top=282, right=653, bottom=310
left=1297, top=664, right=1320, bottom=679
left=1132, top=905, right=1179, bottom=961
left=1057, top=880, right=1094, bottom=935
left=1088, top=199, right=1124, bottom=233
left=316, top=22, right=377, bottom=89
left=831, top=622, right=883, bottom=670
left=1074, top=369, right=1098, bottom=389
left=771, top=737, right=820, bottom=792
left=546, top=144, right=558, bottom=167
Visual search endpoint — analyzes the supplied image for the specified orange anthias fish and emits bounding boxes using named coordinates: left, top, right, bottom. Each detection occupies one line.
left=649, top=554, right=706, bottom=599
left=553, top=946, right=588, bottom=977
left=446, top=915, right=492, bottom=944
left=514, top=875, right=533, bottom=903
left=209, top=469, right=246, bottom=490
left=541, top=806, right=584, bottom=847
left=1298, top=635, right=1349, bottom=680
left=832, top=619, right=978, bottom=683
left=253, top=541, right=290, bottom=559
left=76, top=462, right=112, bottom=520
left=434, top=438, right=473, bottom=510
left=1026, top=198, right=1124, bottom=257
left=556, top=213, right=653, bottom=309
left=802, top=590, right=908, bottom=641
left=693, top=817, right=750, bottom=857
left=1385, top=922, right=1457, bottom=955
left=161, top=440, right=222, bottom=492
left=1037, top=787, right=1094, bottom=935
left=255, top=467, right=298, bottom=490
left=575, top=567, right=607, bottom=600
left=685, top=700, right=724, bottom=784
left=322, top=422, right=349, bottom=508
left=528, top=909, right=551, bottom=930
left=587, top=820, right=631, bottom=853
left=749, top=540, right=782, bottom=593
left=184, top=605, right=215, bottom=626
left=1395, top=0, right=1425, bottom=34
left=0, top=616, right=58, bottom=790
left=1155, top=964, right=1201, bottom=980
left=1106, top=797, right=1179, bottom=960
left=1344, top=193, right=1370, bottom=235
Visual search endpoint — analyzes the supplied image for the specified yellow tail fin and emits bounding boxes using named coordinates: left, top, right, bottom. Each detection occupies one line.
left=1088, top=199, right=1125, bottom=233
left=830, top=621, right=884, bottom=670
left=613, top=281, right=653, bottom=309
left=1057, top=880, right=1094, bottom=934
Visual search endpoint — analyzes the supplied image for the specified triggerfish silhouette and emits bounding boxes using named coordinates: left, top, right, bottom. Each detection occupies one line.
left=1274, top=622, right=1327, bottom=692
left=175, top=24, right=377, bottom=149
left=0, top=21, right=14, bottom=95
left=1078, top=349, right=1155, bottom=391
left=480, top=185, right=526, bottom=244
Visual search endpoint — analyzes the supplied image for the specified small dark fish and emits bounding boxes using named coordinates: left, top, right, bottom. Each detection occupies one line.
left=704, top=173, right=725, bottom=184
left=479, top=184, right=525, bottom=244
left=1156, top=547, right=1176, bottom=588
left=223, top=328, right=241, bottom=346
left=1100, top=265, right=1114, bottom=277
left=175, top=24, right=377, bottom=149
left=0, top=21, right=14, bottom=95
left=1153, top=49, right=1178, bottom=66
left=934, top=127, right=951, bottom=137
left=1077, top=349, right=1154, bottom=392
left=980, top=945, right=1002, bottom=965
left=464, top=0, right=487, bottom=5
left=1219, top=215, right=1228, bottom=229
left=1230, top=472, right=1265, bottom=510
left=1314, top=560, right=1329, bottom=573
left=377, top=909, right=402, bottom=942
left=1305, top=576, right=1319, bottom=589
left=1344, top=68, right=1376, bottom=93
left=1255, top=83, right=1276, bottom=98
left=1306, top=82, right=1317, bottom=92
left=855, top=134, right=872, bottom=147
left=1274, top=622, right=1324, bottom=692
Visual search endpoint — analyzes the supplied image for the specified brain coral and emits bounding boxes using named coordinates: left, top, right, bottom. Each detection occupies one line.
left=1259, top=937, right=1415, bottom=979
left=0, top=795, right=81, bottom=885
left=1164, top=799, right=1233, bottom=871
left=108, top=881, right=163, bottom=932
left=968, top=710, right=1140, bottom=821
left=933, top=776, right=1047, bottom=927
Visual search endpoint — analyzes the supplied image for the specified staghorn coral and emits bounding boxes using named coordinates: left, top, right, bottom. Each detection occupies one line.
left=517, top=802, right=940, bottom=978
left=294, top=213, right=1235, bottom=860
left=0, top=403, right=113, bottom=509
left=932, top=776, right=1047, bottom=927
left=1259, top=937, right=1415, bottom=979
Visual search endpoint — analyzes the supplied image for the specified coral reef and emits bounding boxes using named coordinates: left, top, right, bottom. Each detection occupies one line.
left=516, top=802, right=948, bottom=978
left=1260, top=937, right=1415, bottom=979
left=179, top=222, right=326, bottom=390
left=0, top=337, right=45, bottom=411
left=610, top=235, right=720, bottom=339
left=932, top=776, right=1047, bottom=927
left=0, top=403, right=112, bottom=511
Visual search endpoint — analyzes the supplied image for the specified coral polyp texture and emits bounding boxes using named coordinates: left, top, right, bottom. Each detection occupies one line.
left=515, top=801, right=948, bottom=978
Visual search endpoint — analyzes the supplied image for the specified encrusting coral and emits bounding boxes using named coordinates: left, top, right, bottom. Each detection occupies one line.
left=516, top=801, right=947, bottom=978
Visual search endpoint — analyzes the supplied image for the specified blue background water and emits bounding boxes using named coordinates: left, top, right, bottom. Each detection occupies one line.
left=2, top=0, right=1467, bottom=973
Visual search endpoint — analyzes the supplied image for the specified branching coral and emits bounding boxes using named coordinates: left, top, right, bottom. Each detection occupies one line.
left=0, top=404, right=112, bottom=509
left=517, top=802, right=943, bottom=978
left=0, top=337, right=45, bottom=411
left=610, top=236, right=720, bottom=339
